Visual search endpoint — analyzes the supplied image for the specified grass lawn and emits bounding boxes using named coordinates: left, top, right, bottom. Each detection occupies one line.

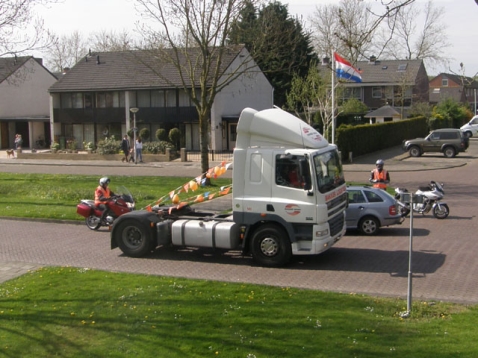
left=0, top=173, right=232, bottom=221
left=1, top=267, right=477, bottom=358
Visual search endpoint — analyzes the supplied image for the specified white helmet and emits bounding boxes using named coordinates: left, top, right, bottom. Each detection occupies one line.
left=99, top=177, right=110, bottom=186
left=375, top=159, right=384, bottom=168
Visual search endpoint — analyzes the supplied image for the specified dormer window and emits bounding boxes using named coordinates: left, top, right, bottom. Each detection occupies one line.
left=442, top=78, right=448, bottom=87
left=397, top=64, right=407, bottom=71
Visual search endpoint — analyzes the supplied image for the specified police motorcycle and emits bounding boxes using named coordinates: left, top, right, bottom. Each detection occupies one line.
left=394, top=181, right=449, bottom=219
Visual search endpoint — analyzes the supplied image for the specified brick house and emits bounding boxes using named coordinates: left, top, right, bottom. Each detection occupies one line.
left=324, top=56, right=429, bottom=118
left=48, top=45, right=273, bottom=151
left=429, top=73, right=478, bottom=114
left=0, top=56, right=58, bottom=149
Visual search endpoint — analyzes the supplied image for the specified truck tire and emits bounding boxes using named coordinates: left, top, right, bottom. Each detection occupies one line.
left=409, top=146, right=421, bottom=157
left=116, top=219, right=153, bottom=257
left=443, top=146, right=456, bottom=158
left=250, top=224, right=292, bottom=267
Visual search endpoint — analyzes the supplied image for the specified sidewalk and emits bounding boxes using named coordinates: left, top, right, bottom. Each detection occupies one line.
left=0, top=145, right=469, bottom=173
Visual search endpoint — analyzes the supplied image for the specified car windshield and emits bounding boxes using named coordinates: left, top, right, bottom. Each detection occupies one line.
left=313, top=150, right=345, bottom=193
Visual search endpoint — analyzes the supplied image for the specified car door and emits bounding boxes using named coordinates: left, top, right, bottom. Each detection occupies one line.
left=345, top=189, right=367, bottom=228
left=423, top=132, right=441, bottom=153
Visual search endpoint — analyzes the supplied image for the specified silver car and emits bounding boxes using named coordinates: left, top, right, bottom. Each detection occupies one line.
left=346, top=186, right=403, bottom=235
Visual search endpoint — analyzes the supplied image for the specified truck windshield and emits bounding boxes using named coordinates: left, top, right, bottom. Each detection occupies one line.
left=313, top=150, right=345, bottom=194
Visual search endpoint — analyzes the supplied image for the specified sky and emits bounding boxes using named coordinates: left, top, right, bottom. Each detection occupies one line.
left=32, top=0, right=478, bottom=77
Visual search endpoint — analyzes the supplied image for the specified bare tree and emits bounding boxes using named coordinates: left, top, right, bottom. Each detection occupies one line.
left=45, top=31, right=88, bottom=72
left=378, top=0, right=450, bottom=72
left=0, top=0, right=58, bottom=57
left=310, top=0, right=416, bottom=63
left=134, top=0, right=262, bottom=174
left=88, top=29, right=139, bottom=52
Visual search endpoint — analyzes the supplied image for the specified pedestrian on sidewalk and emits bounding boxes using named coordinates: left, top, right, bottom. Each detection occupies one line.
left=121, top=135, right=130, bottom=162
left=135, top=137, right=143, bottom=163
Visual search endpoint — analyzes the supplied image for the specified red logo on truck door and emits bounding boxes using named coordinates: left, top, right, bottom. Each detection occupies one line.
left=285, top=204, right=301, bottom=216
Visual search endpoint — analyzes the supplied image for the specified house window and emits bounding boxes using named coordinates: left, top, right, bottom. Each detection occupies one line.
left=342, top=87, right=362, bottom=100
left=372, top=87, right=382, bottom=98
left=397, top=63, right=408, bottom=71
left=61, top=93, right=72, bottom=108
left=71, top=93, right=83, bottom=109
left=97, top=92, right=120, bottom=108
left=178, top=90, right=191, bottom=106
left=151, top=90, right=164, bottom=107
left=442, top=78, right=448, bottom=87
left=137, top=90, right=151, bottom=107
left=165, top=90, right=176, bottom=107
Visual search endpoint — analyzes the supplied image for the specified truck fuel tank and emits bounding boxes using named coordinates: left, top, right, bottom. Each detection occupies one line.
left=171, top=219, right=240, bottom=249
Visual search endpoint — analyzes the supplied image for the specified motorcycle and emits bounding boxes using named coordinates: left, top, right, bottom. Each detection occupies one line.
left=394, top=181, right=449, bottom=219
left=76, top=186, right=135, bottom=230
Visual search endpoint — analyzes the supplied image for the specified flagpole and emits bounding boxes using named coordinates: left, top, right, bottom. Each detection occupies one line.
left=331, top=50, right=335, bottom=145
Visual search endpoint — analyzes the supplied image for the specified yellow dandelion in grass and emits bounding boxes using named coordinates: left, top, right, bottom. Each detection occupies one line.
left=91, top=321, right=95, bottom=325
left=70, top=312, right=75, bottom=316
left=81, top=320, right=86, bottom=325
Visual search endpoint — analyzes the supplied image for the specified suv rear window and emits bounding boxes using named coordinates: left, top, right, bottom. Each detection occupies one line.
left=439, top=131, right=459, bottom=140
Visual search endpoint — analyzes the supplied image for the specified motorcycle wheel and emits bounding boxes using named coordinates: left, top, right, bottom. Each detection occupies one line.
left=399, top=206, right=410, bottom=217
left=432, top=204, right=449, bottom=219
left=86, top=215, right=101, bottom=230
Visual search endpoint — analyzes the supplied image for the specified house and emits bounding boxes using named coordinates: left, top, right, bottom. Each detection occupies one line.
left=364, top=104, right=401, bottom=124
left=324, top=56, right=429, bottom=116
left=0, top=56, right=58, bottom=149
left=48, top=45, right=273, bottom=151
left=429, top=73, right=478, bottom=114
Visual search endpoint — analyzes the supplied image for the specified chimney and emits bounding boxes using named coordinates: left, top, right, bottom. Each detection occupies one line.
left=322, top=57, right=330, bottom=65
left=96, top=55, right=100, bottom=65
left=62, top=67, right=70, bottom=74
left=369, top=55, right=377, bottom=64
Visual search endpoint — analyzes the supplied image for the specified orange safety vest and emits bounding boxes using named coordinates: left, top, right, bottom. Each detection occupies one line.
left=372, top=169, right=388, bottom=189
left=94, top=186, right=111, bottom=206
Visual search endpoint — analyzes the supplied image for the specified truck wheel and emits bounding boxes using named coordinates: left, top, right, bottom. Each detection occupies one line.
left=85, top=215, right=101, bottom=230
left=464, top=131, right=473, bottom=138
left=250, top=224, right=292, bottom=267
left=443, top=146, right=456, bottom=158
left=409, top=146, right=421, bottom=157
left=116, top=219, right=153, bottom=257
left=358, top=216, right=379, bottom=235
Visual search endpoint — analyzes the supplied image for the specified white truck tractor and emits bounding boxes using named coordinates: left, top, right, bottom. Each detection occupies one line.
left=110, top=107, right=348, bottom=266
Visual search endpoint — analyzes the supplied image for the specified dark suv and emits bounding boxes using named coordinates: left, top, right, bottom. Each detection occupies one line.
left=402, top=128, right=469, bottom=158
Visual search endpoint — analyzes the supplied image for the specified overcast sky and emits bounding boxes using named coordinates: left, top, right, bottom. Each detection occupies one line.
left=34, top=0, right=478, bottom=76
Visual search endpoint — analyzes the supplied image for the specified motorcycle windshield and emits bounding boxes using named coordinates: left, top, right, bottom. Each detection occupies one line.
left=116, top=186, right=134, bottom=203
left=434, top=182, right=444, bottom=194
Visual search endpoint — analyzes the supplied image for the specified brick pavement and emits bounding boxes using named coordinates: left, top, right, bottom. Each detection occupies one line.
left=1, top=141, right=477, bottom=304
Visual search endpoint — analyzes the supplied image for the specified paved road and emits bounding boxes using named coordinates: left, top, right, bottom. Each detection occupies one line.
left=1, top=141, right=477, bottom=304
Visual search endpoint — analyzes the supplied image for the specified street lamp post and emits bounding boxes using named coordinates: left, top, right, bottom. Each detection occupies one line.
left=129, top=108, right=139, bottom=164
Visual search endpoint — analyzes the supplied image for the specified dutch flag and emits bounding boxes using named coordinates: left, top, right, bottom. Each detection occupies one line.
left=334, top=52, right=362, bottom=83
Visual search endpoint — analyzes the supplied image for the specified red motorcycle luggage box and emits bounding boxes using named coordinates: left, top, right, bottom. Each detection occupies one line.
left=76, top=203, right=92, bottom=217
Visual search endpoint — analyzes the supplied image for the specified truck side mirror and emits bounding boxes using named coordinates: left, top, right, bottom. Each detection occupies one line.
left=299, top=159, right=312, bottom=191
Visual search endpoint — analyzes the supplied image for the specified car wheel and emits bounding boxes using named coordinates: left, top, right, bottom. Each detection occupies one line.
left=443, top=146, right=456, bottom=158
left=116, top=219, right=153, bottom=257
left=433, top=204, right=449, bottom=219
left=358, top=216, right=380, bottom=235
left=464, top=131, right=473, bottom=138
left=409, top=146, right=421, bottom=157
left=250, top=224, right=292, bottom=267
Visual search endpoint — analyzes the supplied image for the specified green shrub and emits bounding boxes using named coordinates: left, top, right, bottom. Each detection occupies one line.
left=169, top=128, right=181, bottom=149
left=97, top=136, right=121, bottom=154
left=155, top=128, right=167, bottom=141
left=142, top=141, right=175, bottom=154
left=139, top=128, right=150, bottom=141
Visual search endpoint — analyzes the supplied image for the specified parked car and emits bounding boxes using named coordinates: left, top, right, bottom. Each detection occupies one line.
left=346, top=186, right=403, bottom=235
left=402, top=128, right=469, bottom=158
left=460, top=115, right=478, bottom=138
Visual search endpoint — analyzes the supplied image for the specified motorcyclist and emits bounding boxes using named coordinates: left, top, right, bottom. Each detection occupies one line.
left=369, top=159, right=390, bottom=189
left=95, top=177, right=115, bottom=222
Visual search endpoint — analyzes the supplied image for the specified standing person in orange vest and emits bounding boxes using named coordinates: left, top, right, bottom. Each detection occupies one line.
left=369, top=159, right=390, bottom=189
